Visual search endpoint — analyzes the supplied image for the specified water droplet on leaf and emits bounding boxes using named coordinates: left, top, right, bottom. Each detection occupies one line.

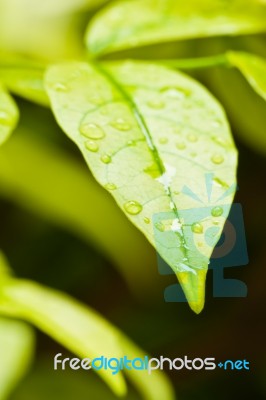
left=176, top=142, right=186, bottom=150
left=101, top=154, right=112, bottom=164
left=212, top=118, right=223, bottom=128
left=111, top=118, right=131, bottom=131
left=80, top=123, right=105, bottom=139
left=192, top=223, right=204, bottom=234
left=105, top=183, right=117, bottom=191
left=211, top=154, right=224, bottom=165
left=53, top=83, right=68, bottom=92
left=187, top=133, right=198, bottom=143
left=85, top=140, right=99, bottom=152
left=159, top=137, right=168, bottom=144
left=211, top=206, right=223, bottom=217
left=155, top=222, right=165, bottom=232
left=124, top=201, right=142, bottom=215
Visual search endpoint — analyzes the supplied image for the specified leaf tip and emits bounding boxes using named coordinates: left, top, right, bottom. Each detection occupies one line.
left=176, top=269, right=207, bottom=314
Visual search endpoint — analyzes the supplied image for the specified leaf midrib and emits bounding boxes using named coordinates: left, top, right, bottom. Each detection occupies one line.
left=92, top=61, right=189, bottom=264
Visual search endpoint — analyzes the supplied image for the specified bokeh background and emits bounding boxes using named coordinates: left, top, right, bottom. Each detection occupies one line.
left=0, top=0, right=266, bottom=399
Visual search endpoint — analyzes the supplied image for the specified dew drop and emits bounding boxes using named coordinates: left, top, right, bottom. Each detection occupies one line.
left=85, top=140, right=99, bottom=152
left=161, top=86, right=191, bottom=98
left=187, top=133, right=198, bottom=143
left=192, top=223, right=204, bottom=234
left=212, top=136, right=228, bottom=147
left=110, top=118, right=131, bottom=131
left=211, top=154, right=224, bottom=165
left=105, top=183, right=117, bottom=191
left=144, top=217, right=150, bottom=224
left=155, top=222, right=165, bottom=232
left=212, top=118, right=223, bottom=128
left=211, top=206, right=223, bottom=217
left=101, top=154, right=112, bottom=164
left=124, top=201, right=143, bottom=215
left=53, top=82, right=68, bottom=92
left=80, top=123, right=105, bottom=139
left=147, top=100, right=165, bottom=109
left=176, top=142, right=186, bottom=150
left=159, top=137, right=168, bottom=144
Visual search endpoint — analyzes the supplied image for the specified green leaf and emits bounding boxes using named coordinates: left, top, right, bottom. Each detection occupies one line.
left=0, top=55, right=49, bottom=106
left=0, top=278, right=126, bottom=397
left=0, top=84, right=19, bottom=145
left=0, top=317, right=35, bottom=400
left=119, top=336, right=176, bottom=400
left=227, top=51, right=266, bottom=101
left=0, top=276, right=175, bottom=400
left=86, top=0, right=266, bottom=57
left=45, top=61, right=237, bottom=313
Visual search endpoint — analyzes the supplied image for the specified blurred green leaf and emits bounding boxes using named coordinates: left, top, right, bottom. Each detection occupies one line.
left=45, top=60, right=237, bottom=313
left=13, top=0, right=108, bottom=17
left=86, top=0, right=266, bottom=57
left=0, top=317, right=35, bottom=400
left=10, top=358, right=140, bottom=400
left=0, top=55, right=48, bottom=106
left=0, top=131, right=157, bottom=293
left=227, top=51, right=266, bottom=101
left=0, top=84, right=18, bottom=145
left=0, top=274, right=175, bottom=400
left=0, top=278, right=127, bottom=397
left=119, top=335, right=176, bottom=400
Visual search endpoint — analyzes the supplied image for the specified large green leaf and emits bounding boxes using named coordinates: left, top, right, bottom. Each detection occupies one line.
left=227, top=51, right=266, bottom=101
left=0, top=277, right=175, bottom=399
left=0, top=84, right=19, bottom=145
left=86, top=0, right=266, bottom=56
left=0, top=317, right=35, bottom=400
left=45, top=61, right=237, bottom=313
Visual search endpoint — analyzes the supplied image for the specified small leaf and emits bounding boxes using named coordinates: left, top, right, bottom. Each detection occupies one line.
left=45, top=61, right=237, bottom=313
left=0, top=84, right=19, bottom=145
left=0, top=317, right=35, bottom=400
left=86, top=0, right=266, bottom=56
left=227, top=51, right=266, bottom=101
